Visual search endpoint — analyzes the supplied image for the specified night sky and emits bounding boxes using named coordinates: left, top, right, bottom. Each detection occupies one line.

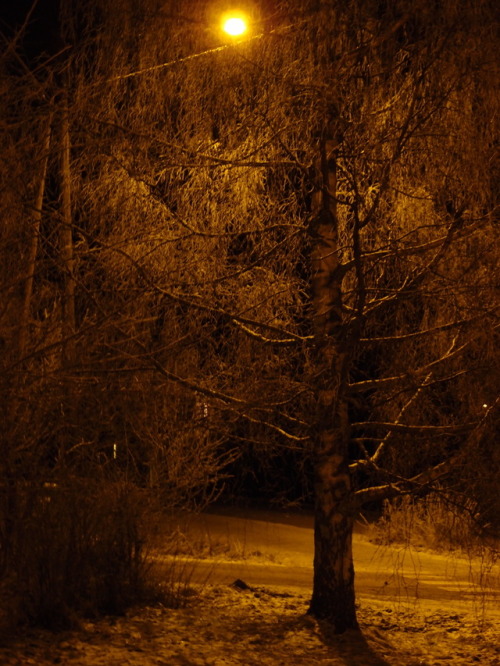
left=0, top=0, right=62, bottom=61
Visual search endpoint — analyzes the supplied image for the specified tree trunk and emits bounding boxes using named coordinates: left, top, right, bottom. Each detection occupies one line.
left=308, top=127, right=358, bottom=632
left=18, top=115, right=52, bottom=360
left=309, top=382, right=357, bottom=631
left=60, top=97, right=76, bottom=365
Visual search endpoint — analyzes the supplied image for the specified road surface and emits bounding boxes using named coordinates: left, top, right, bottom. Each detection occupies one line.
left=153, top=506, right=500, bottom=615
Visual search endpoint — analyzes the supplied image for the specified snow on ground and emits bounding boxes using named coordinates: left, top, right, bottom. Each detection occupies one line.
left=0, top=584, right=498, bottom=666
left=0, top=508, right=499, bottom=666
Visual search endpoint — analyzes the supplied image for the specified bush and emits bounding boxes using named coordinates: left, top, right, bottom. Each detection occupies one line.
left=371, top=492, right=498, bottom=554
left=0, top=477, right=157, bottom=631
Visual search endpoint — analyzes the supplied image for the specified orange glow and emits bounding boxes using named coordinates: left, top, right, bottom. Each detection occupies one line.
left=222, top=14, right=248, bottom=37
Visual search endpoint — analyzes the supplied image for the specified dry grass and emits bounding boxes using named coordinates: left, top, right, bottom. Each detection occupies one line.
left=370, top=494, right=498, bottom=555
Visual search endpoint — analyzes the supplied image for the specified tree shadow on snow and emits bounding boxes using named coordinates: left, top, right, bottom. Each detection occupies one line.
left=314, top=619, right=394, bottom=666
left=230, top=585, right=397, bottom=664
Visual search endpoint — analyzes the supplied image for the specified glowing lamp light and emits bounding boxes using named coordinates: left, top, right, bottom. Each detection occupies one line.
left=222, top=14, right=248, bottom=37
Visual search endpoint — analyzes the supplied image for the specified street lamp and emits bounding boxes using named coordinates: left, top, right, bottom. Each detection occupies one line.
left=221, top=12, right=248, bottom=37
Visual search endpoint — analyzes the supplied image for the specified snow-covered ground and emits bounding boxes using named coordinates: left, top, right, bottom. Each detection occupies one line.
left=1, top=507, right=498, bottom=665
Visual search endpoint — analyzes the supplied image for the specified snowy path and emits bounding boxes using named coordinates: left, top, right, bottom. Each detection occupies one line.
left=157, top=506, right=500, bottom=614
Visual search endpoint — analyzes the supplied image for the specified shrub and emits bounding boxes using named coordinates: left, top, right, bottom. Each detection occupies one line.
left=0, top=477, right=157, bottom=630
left=371, top=492, right=498, bottom=554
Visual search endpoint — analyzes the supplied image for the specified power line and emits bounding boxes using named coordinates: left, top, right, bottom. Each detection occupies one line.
left=105, top=21, right=307, bottom=83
